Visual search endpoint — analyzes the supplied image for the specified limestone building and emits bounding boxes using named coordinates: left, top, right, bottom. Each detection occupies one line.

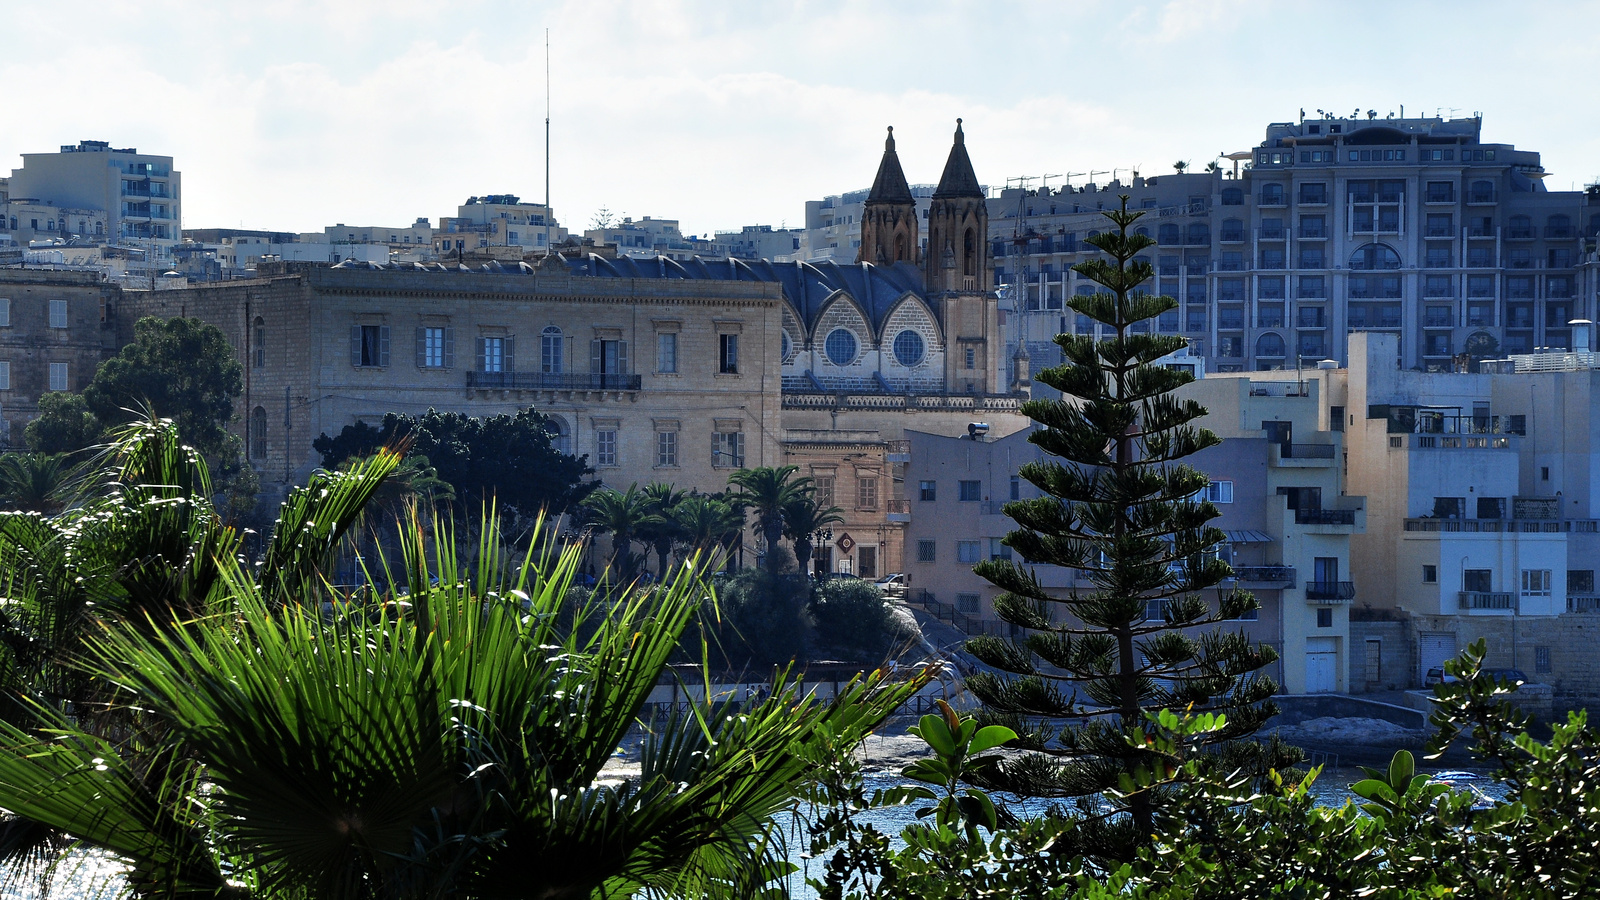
left=0, top=268, right=122, bottom=445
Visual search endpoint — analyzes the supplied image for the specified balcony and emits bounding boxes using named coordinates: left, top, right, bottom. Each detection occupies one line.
left=1220, top=229, right=1245, bottom=243
left=1425, top=191, right=1456, bottom=204
left=1259, top=225, right=1286, bottom=240
left=1271, top=442, right=1335, bottom=468
left=1258, top=194, right=1287, bottom=207
left=466, top=371, right=642, bottom=391
left=1467, top=191, right=1496, bottom=204
left=1459, top=591, right=1515, bottom=611
left=1297, top=226, right=1328, bottom=239
left=886, top=498, right=911, bottom=523
left=1296, top=508, right=1356, bottom=526
left=1545, top=226, right=1573, bottom=239
left=1466, top=225, right=1495, bottom=237
left=1306, top=581, right=1356, bottom=602
left=1507, top=227, right=1535, bottom=240
left=1424, top=313, right=1454, bottom=328
left=1568, top=595, right=1600, bottom=614
left=1230, top=565, right=1297, bottom=586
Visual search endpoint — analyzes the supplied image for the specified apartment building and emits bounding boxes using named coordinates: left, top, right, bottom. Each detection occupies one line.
left=583, top=217, right=728, bottom=261
left=0, top=268, right=122, bottom=444
left=436, top=195, right=569, bottom=257
left=780, top=429, right=908, bottom=580
left=900, top=369, right=1366, bottom=695
left=121, top=259, right=785, bottom=509
left=324, top=219, right=434, bottom=249
left=797, top=185, right=937, bottom=264
left=714, top=224, right=803, bottom=261
left=6, top=140, right=181, bottom=249
left=994, top=114, right=1600, bottom=379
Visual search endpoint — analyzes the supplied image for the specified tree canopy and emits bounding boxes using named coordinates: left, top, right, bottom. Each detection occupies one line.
left=82, top=316, right=244, bottom=457
left=313, top=407, right=595, bottom=519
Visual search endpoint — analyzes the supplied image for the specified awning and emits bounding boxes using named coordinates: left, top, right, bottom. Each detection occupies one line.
left=1224, top=529, right=1275, bottom=544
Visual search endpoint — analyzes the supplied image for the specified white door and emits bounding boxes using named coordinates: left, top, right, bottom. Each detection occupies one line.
left=1418, top=633, right=1457, bottom=682
left=1305, top=636, right=1338, bottom=693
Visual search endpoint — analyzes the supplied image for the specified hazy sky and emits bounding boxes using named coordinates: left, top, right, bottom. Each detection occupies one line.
left=7, top=1, right=1600, bottom=238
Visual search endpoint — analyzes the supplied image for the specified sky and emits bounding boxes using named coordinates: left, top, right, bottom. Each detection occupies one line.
left=6, top=1, right=1600, bottom=239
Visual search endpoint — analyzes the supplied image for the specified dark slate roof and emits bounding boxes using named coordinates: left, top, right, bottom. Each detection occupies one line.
left=563, top=254, right=931, bottom=336
left=866, top=127, right=915, bottom=205
left=933, top=119, right=984, bottom=199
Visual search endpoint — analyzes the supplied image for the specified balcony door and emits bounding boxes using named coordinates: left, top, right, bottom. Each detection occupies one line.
left=1313, top=557, right=1340, bottom=586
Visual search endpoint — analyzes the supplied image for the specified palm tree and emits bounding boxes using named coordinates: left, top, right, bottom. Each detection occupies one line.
left=1173, top=160, right=1189, bottom=174
left=727, top=465, right=813, bottom=575
left=672, top=495, right=743, bottom=568
left=783, top=494, right=844, bottom=579
left=0, top=452, right=72, bottom=515
left=0, top=508, right=924, bottom=900
left=579, top=484, right=652, bottom=580
left=638, top=481, right=685, bottom=580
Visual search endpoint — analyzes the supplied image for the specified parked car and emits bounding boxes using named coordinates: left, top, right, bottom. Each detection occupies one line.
left=874, top=573, right=908, bottom=598
left=1424, top=666, right=1529, bottom=687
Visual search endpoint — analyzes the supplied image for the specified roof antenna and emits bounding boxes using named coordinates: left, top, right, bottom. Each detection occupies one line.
left=544, top=28, right=552, bottom=256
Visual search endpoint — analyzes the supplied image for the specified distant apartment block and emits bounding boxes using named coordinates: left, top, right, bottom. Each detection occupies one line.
left=714, top=224, right=802, bottom=261
left=437, top=195, right=568, bottom=258
left=584, top=216, right=727, bottom=261
left=994, top=114, right=1600, bottom=378
left=6, top=140, right=180, bottom=249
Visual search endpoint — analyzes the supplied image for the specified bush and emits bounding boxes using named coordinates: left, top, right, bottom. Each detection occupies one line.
left=695, top=570, right=810, bottom=670
left=810, top=578, right=907, bottom=662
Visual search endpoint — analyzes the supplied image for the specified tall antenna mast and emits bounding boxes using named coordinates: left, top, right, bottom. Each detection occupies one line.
left=544, top=28, right=551, bottom=256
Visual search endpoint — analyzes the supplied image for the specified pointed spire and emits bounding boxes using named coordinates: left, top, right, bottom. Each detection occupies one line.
left=933, top=117, right=983, bottom=199
left=866, top=126, right=914, bottom=205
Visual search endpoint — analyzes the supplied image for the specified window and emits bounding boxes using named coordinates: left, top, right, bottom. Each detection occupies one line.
left=1299, top=275, right=1326, bottom=299
left=964, top=346, right=975, bottom=369
left=1204, top=480, right=1234, bottom=503
left=958, top=480, right=982, bottom=502
left=477, top=336, right=510, bottom=373
left=917, top=539, right=937, bottom=563
left=590, top=338, right=628, bottom=376
left=253, top=317, right=267, bottom=368
left=1568, top=570, right=1594, bottom=593
left=824, top=328, right=857, bottom=365
left=711, top=431, right=744, bottom=468
left=814, top=474, right=835, bottom=506
left=0, top=361, right=10, bottom=391
left=351, top=324, right=390, bottom=367
left=956, top=542, right=982, bottom=564
left=595, top=429, right=617, bottom=467
left=48, top=299, right=67, bottom=329
left=1010, top=474, right=1021, bottom=501
left=1476, top=497, right=1506, bottom=519
left=541, top=326, right=564, bottom=373
left=1422, top=565, right=1438, bottom=584
left=1463, top=569, right=1493, bottom=593
left=1316, top=607, right=1333, bottom=628
left=956, top=593, right=981, bottom=614
left=855, top=475, right=879, bottom=510
left=718, top=333, right=738, bottom=374
left=657, top=332, right=677, bottom=373
left=919, top=480, right=937, bottom=502
left=1432, top=497, right=1465, bottom=519
left=655, top=430, right=677, bottom=467
left=48, top=362, right=68, bottom=392
left=989, top=538, right=1012, bottom=561
left=0, top=299, right=8, bottom=327
left=418, top=326, right=451, bottom=368
left=1425, top=182, right=1455, bottom=203
left=1535, top=646, right=1552, bottom=675
left=250, top=406, right=267, bottom=459
left=1521, top=569, right=1552, bottom=597
left=857, top=546, right=877, bottom=579
left=893, top=329, right=925, bottom=366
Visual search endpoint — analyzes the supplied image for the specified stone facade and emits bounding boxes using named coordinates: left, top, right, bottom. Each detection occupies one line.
left=0, top=268, right=123, bottom=445
left=780, top=429, right=907, bottom=579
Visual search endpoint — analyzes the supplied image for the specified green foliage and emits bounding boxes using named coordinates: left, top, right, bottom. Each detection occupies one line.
left=698, top=569, right=811, bottom=669
left=0, top=453, right=73, bottom=514
left=967, top=197, right=1288, bottom=856
left=83, top=316, right=243, bottom=458
left=23, top=391, right=103, bottom=455
left=810, top=577, right=907, bottom=662
left=728, top=465, right=814, bottom=575
left=580, top=483, right=654, bottom=580
left=313, top=407, right=596, bottom=520
left=784, top=494, right=844, bottom=577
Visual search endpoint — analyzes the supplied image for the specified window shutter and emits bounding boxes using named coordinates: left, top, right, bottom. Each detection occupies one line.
left=504, top=335, right=515, bottom=373
left=379, top=326, right=391, bottom=367
left=350, top=325, right=362, bottom=366
left=443, top=327, right=455, bottom=369
left=590, top=339, right=602, bottom=373
left=616, top=340, right=628, bottom=374
left=476, top=337, right=486, bottom=373
left=415, top=327, right=426, bottom=367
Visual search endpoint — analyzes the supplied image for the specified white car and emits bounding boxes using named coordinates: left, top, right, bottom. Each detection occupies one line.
left=874, top=573, right=908, bottom=597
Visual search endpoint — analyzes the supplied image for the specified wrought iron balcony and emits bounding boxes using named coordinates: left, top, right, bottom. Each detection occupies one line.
left=1295, top=508, right=1356, bottom=525
left=1306, top=581, right=1356, bottom=601
left=466, top=372, right=642, bottom=391
left=1230, top=565, right=1296, bottom=585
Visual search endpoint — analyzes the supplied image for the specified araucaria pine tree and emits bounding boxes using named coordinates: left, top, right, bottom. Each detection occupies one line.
left=968, top=197, right=1288, bottom=858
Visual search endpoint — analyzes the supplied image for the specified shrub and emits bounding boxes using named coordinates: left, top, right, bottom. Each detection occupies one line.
left=810, top=578, right=907, bottom=662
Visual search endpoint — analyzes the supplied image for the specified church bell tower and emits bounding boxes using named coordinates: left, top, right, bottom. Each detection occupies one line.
left=924, top=119, right=997, bottom=393
left=857, top=126, right=920, bottom=266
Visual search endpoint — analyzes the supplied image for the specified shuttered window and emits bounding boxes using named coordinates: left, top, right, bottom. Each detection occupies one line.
left=350, top=325, right=390, bottom=367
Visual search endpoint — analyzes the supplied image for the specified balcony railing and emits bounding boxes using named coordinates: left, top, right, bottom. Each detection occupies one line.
left=1424, top=314, right=1454, bottom=328
left=1258, top=194, right=1287, bottom=207
left=1220, top=229, right=1245, bottom=242
left=1567, top=595, right=1600, bottom=613
left=1230, top=565, right=1297, bottom=585
left=1284, top=443, right=1335, bottom=459
left=467, top=372, right=642, bottom=391
left=1298, top=226, right=1328, bottom=239
left=1467, top=191, right=1496, bottom=204
left=1295, top=508, right=1356, bottom=525
left=886, top=499, right=911, bottom=521
left=1545, top=226, right=1573, bottom=239
left=1425, top=192, right=1456, bottom=204
left=1460, top=591, right=1515, bottom=610
left=1305, top=581, right=1356, bottom=601
left=1507, top=227, right=1535, bottom=240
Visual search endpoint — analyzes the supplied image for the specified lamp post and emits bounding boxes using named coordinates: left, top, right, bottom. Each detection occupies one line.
left=810, top=526, right=833, bottom=579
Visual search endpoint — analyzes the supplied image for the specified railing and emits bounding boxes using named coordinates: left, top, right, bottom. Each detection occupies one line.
left=1298, top=192, right=1329, bottom=205
left=1306, top=581, right=1356, bottom=601
left=1545, top=226, right=1573, bottom=239
left=1466, top=225, right=1495, bottom=237
left=1258, top=194, right=1287, bottom=206
left=1298, top=226, right=1327, bottom=238
left=1460, top=591, right=1515, bottom=610
left=1424, top=315, right=1454, bottom=328
left=1230, top=566, right=1296, bottom=585
left=1259, top=226, right=1286, bottom=240
left=1567, top=595, right=1600, bottom=613
left=1284, top=443, right=1335, bottom=459
left=1467, top=191, right=1496, bottom=204
left=886, top=440, right=910, bottom=463
left=886, top=499, right=911, bottom=520
left=1295, top=508, right=1356, bottom=525
left=1507, top=227, right=1535, bottom=240
left=1425, top=192, right=1455, bottom=204
left=1220, top=229, right=1245, bottom=242
left=467, top=371, right=643, bottom=391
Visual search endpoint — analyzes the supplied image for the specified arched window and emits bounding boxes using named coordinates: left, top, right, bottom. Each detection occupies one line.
left=541, top=326, right=563, bottom=373
left=781, top=331, right=792, bottom=361
left=1186, top=222, right=1209, bottom=244
left=1256, top=333, right=1286, bottom=358
left=1157, top=224, right=1180, bottom=245
left=252, top=316, right=265, bottom=368
left=1509, top=215, right=1532, bottom=238
left=825, top=328, right=858, bottom=366
left=1349, top=243, right=1401, bottom=270
left=894, top=233, right=906, bottom=262
left=892, top=329, right=925, bottom=366
left=963, top=229, right=976, bottom=276
left=1469, top=180, right=1494, bottom=202
left=1221, top=218, right=1244, bottom=241
left=250, top=406, right=267, bottom=459
left=1547, top=214, right=1571, bottom=237
left=547, top=416, right=571, bottom=456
